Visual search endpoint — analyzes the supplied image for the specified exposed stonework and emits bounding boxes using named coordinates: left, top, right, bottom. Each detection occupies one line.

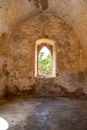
left=0, top=13, right=86, bottom=97
left=0, top=1, right=87, bottom=98
left=36, top=78, right=86, bottom=97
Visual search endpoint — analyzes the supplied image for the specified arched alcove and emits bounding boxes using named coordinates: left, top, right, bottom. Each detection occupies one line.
left=35, top=39, right=56, bottom=78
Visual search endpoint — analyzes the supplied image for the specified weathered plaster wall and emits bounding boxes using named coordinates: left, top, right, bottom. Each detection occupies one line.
left=0, top=13, right=86, bottom=97
left=0, top=0, right=87, bottom=97
left=0, top=0, right=87, bottom=48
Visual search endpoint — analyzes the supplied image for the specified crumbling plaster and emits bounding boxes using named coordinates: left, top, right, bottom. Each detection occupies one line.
left=0, top=0, right=87, bottom=45
left=0, top=0, right=87, bottom=97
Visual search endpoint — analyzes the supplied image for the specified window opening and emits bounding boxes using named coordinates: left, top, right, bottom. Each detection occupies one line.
left=35, top=39, right=56, bottom=78
left=38, top=46, right=52, bottom=77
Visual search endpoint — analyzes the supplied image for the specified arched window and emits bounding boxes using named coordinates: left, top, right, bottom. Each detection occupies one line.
left=38, top=46, right=52, bottom=77
left=35, top=39, right=56, bottom=78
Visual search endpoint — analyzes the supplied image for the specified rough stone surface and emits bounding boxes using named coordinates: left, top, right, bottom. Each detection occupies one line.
left=0, top=1, right=87, bottom=97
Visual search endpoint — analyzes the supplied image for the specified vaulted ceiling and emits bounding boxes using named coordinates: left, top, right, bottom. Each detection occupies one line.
left=0, top=0, right=87, bottom=48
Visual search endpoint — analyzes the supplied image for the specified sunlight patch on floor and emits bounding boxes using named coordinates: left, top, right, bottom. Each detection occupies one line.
left=0, top=117, right=9, bottom=130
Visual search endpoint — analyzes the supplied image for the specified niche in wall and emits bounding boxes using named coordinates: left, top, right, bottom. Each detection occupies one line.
left=35, top=39, right=56, bottom=78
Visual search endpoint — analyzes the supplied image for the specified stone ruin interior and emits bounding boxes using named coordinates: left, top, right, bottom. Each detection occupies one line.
left=0, top=0, right=87, bottom=130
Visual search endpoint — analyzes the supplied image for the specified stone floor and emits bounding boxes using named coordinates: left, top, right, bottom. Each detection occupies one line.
left=0, top=97, right=87, bottom=130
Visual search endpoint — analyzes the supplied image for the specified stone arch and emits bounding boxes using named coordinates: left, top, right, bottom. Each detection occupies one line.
left=0, top=13, right=84, bottom=96
left=35, top=38, right=56, bottom=77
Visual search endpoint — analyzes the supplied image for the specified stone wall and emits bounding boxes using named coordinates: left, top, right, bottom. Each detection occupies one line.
left=0, top=13, right=87, bottom=97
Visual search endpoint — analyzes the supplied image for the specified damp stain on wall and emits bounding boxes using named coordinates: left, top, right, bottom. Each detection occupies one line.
left=28, top=0, right=48, bottom=10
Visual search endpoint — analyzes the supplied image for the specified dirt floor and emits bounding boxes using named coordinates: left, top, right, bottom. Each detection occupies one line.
left=0, top=96, right=87, bottom=130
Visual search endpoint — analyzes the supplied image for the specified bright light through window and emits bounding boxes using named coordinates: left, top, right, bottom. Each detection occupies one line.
left=38, top=46, right=52, bottom=76
left=35, top=39, right=56, bottom=77
left=0, top=117, right=9, bottom=130
left=40, top=46, right=50, bottom=59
